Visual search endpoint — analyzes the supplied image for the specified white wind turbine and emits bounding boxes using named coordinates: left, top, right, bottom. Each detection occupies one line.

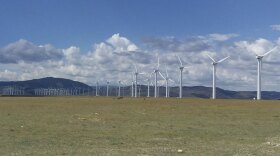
left=133, top=64, right=145, bottom=98
left=95, top=81, right=99, bottom=96
left=254, top=46, right=277, bottom=100
left=145, top=72, right=153, bottom=97
left=153, top=56, right=160, bottom=98
left=207, top=54, right=230, bottom=99
left=176, top=55, right=188, bottom=98
left=118, top=80, right=121, bottom=97
left=129, top=72, right=134, bottom=97
left=159, top=66, right=175, bottom=98
left=133, top=65, right=139, bottom=98
left=131, top=79, right=134, bottom=97
left=106, top=81, right=110, bottom=96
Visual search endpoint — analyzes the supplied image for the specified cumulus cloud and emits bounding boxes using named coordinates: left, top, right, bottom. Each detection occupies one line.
left=0, top=39, right=63, bottom=63
left=0, top=34, right=280, bottom=91
left=106, top=33, right=138, bottom=52
left=207, top=33, right=239, bottom=41
left=234, top=38, right=275, bottom=55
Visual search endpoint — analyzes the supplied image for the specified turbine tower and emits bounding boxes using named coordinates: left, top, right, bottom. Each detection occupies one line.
left=207, top=54, right=230, bottom=99
left=254, top=46, right=277, bottom=100
left=118, top=80, right=121, bottom=97
left=131, top=80, right=134, bottom=97
left=106, top=81, right=109, bottom=96
left=96, top=81, right=99, bottom=96
left=145, top=72, right=153, bottom=97
left=133, top=64, right=144, bottom=98
left=133, top=65, right=139, bottom=98
left=176, top=55, right=188, bottom=98
left=159, top=66, right=174, bottom=98
left=154, top=56, right=160, bottom=98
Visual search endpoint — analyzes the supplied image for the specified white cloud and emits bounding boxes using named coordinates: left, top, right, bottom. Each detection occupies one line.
left=0, top=39, right=63, bottom=63
left=207, top=33, right=239, bottom=41
left=0, top=34, right=280, bottom=91
left=0, top=69, right=18, bottom=81
left=234, top=38, right=274, bottom=55
left=271, top=24, right=280, bottom=31
left=106, top=33, right=138, bottom=52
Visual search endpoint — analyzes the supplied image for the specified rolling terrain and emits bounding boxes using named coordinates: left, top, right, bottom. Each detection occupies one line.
left=0, top=77, right=280, bottom=99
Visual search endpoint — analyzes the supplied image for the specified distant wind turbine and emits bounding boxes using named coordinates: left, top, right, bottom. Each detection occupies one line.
left=131, top=79, right=134, bottom=97
left=254, top=46, right=277, bottom=100
left=159, top=65, right=175, bottom=98
left=96, top=81, right=99, bottom=96
left=145, top=72, right=153, bottom=97
left=153, top=56, right=160, bottom=98
left=207, top=54, right=230, bottom=99
left=118, top=80, right=121, bottom=97
left=106, top=81, right=110, bottom=96
left=176, top=55, right=188, bottom=98
left=133, top=64, right=145, bottom=98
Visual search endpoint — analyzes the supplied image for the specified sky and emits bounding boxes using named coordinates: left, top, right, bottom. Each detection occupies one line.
left=1, top=0, right=280, bottom=91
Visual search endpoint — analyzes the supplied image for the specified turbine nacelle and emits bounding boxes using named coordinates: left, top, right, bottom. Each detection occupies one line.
left=212, top=62, right=218, bottom=65
left=176, top=55, right=188, bottom=69
left=207, top=54, right=230, bottom=65
left=254, top=46, right=278, bottom=58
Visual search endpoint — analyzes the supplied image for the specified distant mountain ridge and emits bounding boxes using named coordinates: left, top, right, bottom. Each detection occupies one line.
left=0, top=77, right=90, bottom=89
left=0, top=77, right=279, bottom=99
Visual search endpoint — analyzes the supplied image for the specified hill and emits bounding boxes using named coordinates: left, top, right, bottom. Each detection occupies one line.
left=0, top=77, right=91, bottom=95
left=0, top=77, right=279, bottom=99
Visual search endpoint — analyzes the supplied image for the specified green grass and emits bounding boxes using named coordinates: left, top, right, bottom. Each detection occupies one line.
left=1, top=97, right=280, bottom=155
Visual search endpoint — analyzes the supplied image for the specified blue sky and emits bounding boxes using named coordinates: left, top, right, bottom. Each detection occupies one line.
left=1, top=0, right=280, bottom=51
left=1, top=0, right=280, bottom=92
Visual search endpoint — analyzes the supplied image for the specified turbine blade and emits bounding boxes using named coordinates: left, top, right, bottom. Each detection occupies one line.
left=176, top=55, right=183, bottom=66
left=207, top=54, right=216, bottom=62
left=158, top=71, right=165, bottom=80
left=217, top=56, right=230, bottom=63
left=150, top=72, right=153, bottom=77
left=169, top=78, right=175, bottom=83
left=262, top=46, right=277, bottom=57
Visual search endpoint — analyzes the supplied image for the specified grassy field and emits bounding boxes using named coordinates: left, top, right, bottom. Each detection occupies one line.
left=1, top=97, right=280, bottom=155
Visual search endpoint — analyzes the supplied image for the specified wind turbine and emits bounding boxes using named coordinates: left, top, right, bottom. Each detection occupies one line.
left=96, top=81, right=99, bottom=96
left=254, top=46, right=277, bottom=100
left=106, top=81, right=110, bottom=96
left=145, top=72, right=153, bottom=97
left=176, top=55, right=188, bottom=98
left=133, top=64, right=145, bottom=98
left=153, top=56, right=160, bottom=98
left=159, top=66, right=175, bottom=98
left=133, top=65, right=139, bottom=98
left=131, top=79, right=134, bottom=97
left=207, top=54, right=230, bottom=99
left=118, top=80, right=121, bottom=97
